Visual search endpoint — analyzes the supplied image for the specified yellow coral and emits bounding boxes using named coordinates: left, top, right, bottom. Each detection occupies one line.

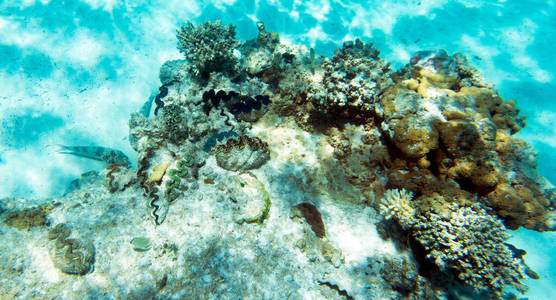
left=379, top=188, right=416, bottom=229
left=147, top=162, right=171, bottom=184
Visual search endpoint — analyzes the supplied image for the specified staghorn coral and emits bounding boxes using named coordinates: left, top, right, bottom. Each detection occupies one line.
left=410, top=203, right=528, bottom=297
left=177, top=20, right=240, bottom=78
left=214, top=135, right=270, bottom=172
left=48, top=223, right=95, bottom=275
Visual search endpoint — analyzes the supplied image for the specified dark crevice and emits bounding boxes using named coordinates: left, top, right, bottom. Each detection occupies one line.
left=317, top=281, right=354, bottom=300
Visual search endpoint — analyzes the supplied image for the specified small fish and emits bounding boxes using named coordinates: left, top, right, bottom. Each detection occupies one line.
left=56, top=145, right=130, bottom=166
left=310, top=47, right=316, bottom=74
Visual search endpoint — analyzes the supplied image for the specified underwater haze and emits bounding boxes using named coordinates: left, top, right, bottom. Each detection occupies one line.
left=1, top=0, right=555, bottom=299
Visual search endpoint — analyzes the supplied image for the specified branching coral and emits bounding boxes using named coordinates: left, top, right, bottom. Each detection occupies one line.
left=176, top=20, right=240, bottom=78
left=378, top=189, right=531, bottom=296
left=411, top=203, right=528, bottom=297
left=379, top=188, right=416, bottom=229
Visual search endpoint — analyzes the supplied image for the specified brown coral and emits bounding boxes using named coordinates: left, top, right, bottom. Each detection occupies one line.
left=291, top=203, right=326, bottom=238
left=4, top=204, right=53, bottom=230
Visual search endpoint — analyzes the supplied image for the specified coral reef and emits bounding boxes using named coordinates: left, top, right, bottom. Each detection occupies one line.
left=367, top=49, right=553, bottom=231
left=214, top=135, right=270, bottom=172
left=176, top=20, right=240, bottom=79
left=9, top=20, right=554, bottom=299
left=413, top=203, right=528, bottom=296
left=48, top=223, right=95, bottom=275
left=382, top=194, right=529, bottom=297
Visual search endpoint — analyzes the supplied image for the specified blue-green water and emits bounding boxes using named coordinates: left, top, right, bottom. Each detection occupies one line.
left=0, top=1, right=555, bottom=298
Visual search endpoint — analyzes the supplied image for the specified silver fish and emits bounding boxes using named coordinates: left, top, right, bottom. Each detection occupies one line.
left=57, top=145, right=130, bottom=166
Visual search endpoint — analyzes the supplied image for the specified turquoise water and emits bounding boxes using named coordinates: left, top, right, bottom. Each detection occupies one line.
left=1, top=0, right=555, bottom=298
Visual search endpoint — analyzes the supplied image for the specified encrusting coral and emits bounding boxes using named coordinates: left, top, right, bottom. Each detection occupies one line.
left=3, top=204, right=54, bottom=229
